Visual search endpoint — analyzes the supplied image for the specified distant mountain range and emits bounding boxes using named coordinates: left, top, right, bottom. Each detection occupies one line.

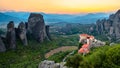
left=0, top=12, right=22, bottom=24
left=0, top=11, right=111, bottom=24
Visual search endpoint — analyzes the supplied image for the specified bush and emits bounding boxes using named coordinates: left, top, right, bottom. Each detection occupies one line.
left=83, top=49, right=106, bottom=68
left=66, top=54, right=83, bottom=68
left=103, top=45, right=120, bottom=68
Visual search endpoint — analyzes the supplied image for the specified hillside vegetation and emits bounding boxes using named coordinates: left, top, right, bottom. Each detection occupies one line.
left=66, top=44, right=120, bottom=68
left=0, top=34, right=78, bottom=68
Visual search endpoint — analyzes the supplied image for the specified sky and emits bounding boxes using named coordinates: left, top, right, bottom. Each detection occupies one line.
left=0, top=0, right=120, bottom=14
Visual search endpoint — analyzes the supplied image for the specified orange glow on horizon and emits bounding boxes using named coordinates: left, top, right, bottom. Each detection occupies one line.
left=0, top=0, right=120, bottom=14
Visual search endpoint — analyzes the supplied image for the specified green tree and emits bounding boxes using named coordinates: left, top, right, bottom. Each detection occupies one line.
left=66, top=54, right=83, bottom=68
left=103, top=45, right=120, bottom=68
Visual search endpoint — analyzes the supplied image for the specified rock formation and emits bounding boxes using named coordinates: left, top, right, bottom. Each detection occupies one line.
left=0, top=13, right=51, bottom=52
left=90, top=40, right=106, bottom=48
left=28, top=13, right=49, bottom=42
left=38, top=60, right=67, bottom=68
left=0, top=37, right=6, bottom=52
left=6, top=21, right=16, bottom=49
left=91, top=9, right=120, bottom=42
left=18, top=22, right=28, bottom=46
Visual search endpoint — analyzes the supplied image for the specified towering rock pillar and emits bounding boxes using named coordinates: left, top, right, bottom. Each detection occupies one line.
left=28, top=13, right=48, bottom=42
left=18, top=22, right=28, bottom=46
left=6, top=21, right=16, bottom=49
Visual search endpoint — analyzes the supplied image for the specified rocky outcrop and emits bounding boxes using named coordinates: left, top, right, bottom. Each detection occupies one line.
left=0, top=37, right=6, bottom=52
left=18, top=22, right=28, bottom=46
left=6, top=21, right=16, bottom=49
left=91, top=9, right=120, bottom=42
left=38, top=60, right=67, bottom=68
left=28, top=13, right=49, bottom=42
left=90, top=40, right=106, bottom=48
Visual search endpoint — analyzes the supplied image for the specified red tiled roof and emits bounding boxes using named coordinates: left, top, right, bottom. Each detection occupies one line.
left=80, top=34, right=94, bottom=39
left=80, top=34, right=89, bottom=36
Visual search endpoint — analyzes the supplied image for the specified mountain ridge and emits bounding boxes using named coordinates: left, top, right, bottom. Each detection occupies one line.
left=0, top=12, right=22, bottom=23
left=0, top=11, right=110, bottom=24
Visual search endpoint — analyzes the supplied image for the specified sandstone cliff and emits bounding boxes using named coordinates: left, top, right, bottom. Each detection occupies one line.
left=91, top=9, right=120, bottom=42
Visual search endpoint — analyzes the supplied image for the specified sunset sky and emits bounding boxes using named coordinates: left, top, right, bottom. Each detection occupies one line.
left=0, top=0, right=120, bottom=14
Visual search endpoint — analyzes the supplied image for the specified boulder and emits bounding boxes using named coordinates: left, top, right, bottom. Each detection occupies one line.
left=18, top=22, right=28, bottom=46
left=6, top=21, right=16, bottom=49
left=28, top=13, right=48, bottom=42
left=38, top=60, right=55, bottom=68
left=38, top=60, right=66, bottom=68
left=0, top=37, right=6, bottom=52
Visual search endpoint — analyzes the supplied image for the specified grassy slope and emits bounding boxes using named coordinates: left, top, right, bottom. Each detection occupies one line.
left=0, top=39, right=58, bottom=68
